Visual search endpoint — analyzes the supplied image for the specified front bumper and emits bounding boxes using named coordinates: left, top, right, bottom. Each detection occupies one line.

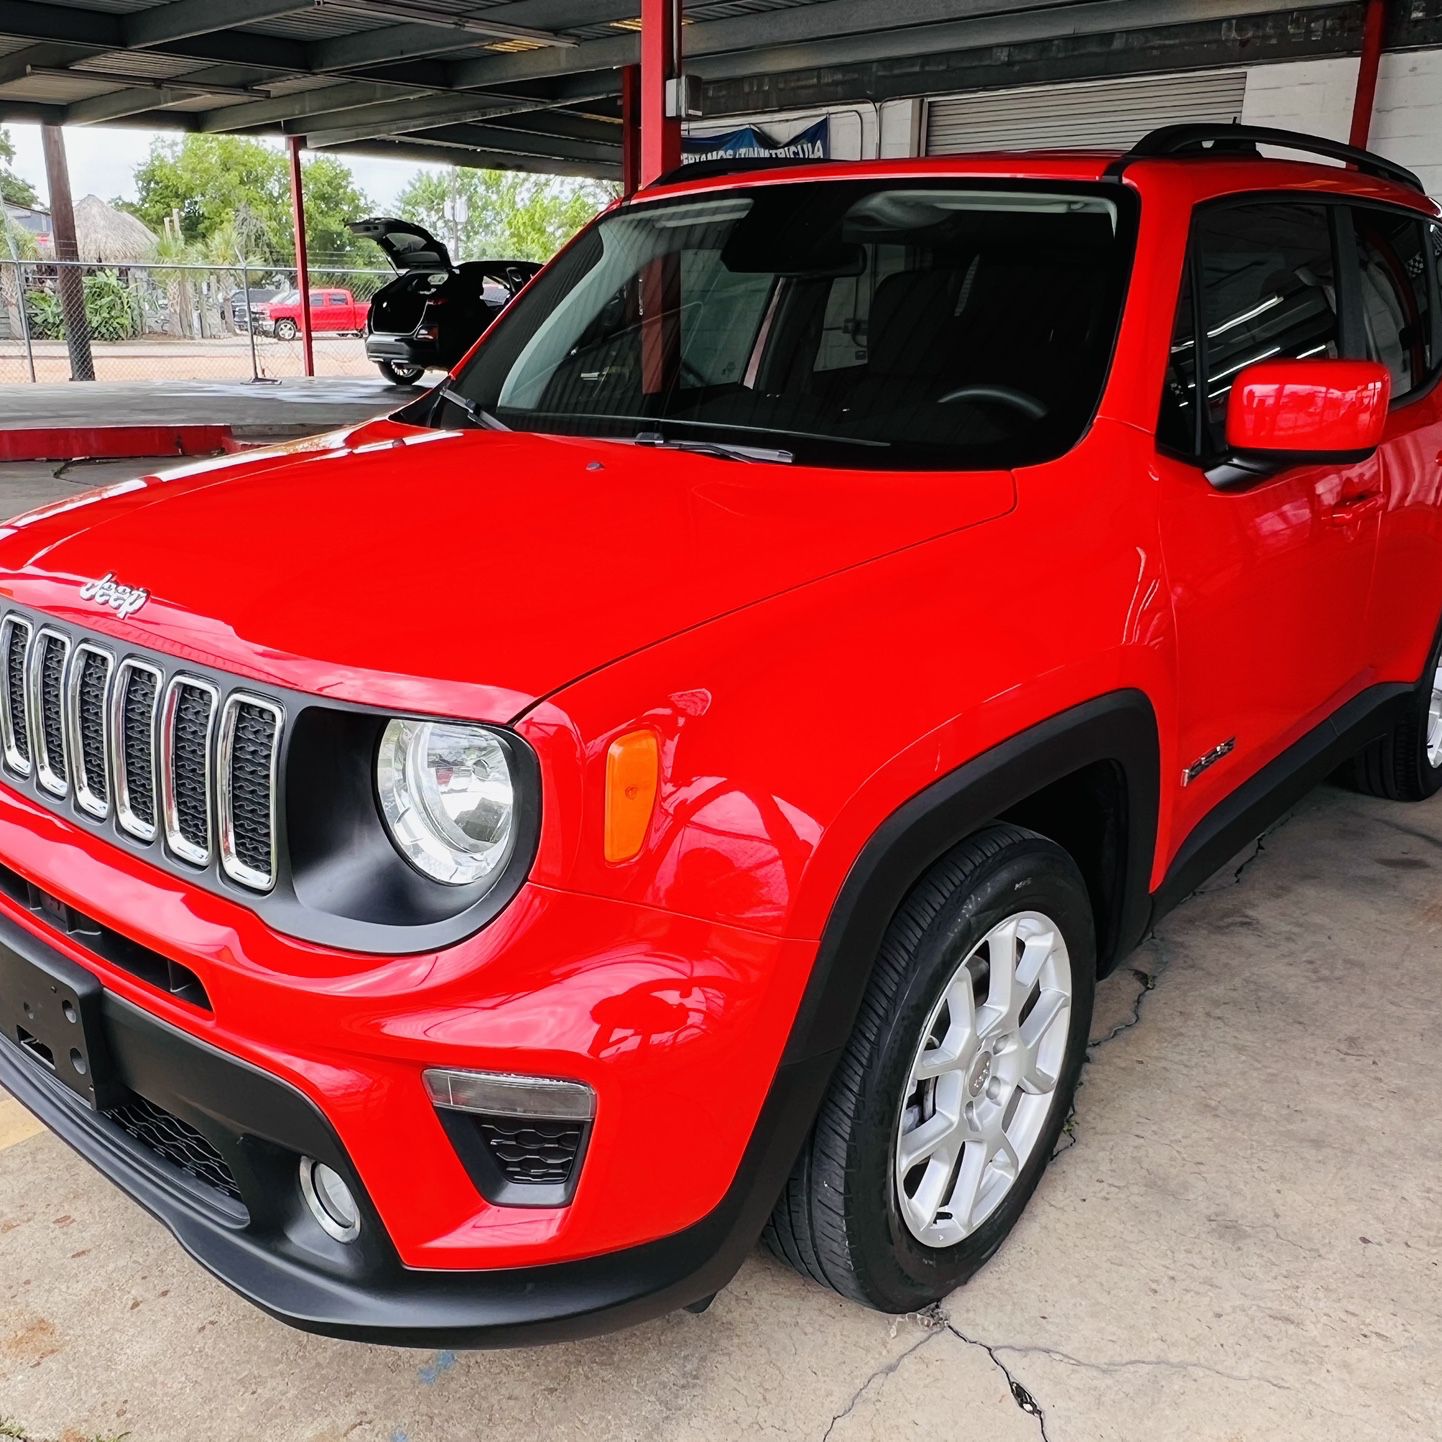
left=0, top=779, right=825, bottom=1343
left=0, top=914, right=833, bottom=1344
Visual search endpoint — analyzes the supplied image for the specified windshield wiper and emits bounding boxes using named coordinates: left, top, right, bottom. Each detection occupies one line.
left=633, top=430, right=792, bottom=464
left=435, top=384, right=508, bottom=431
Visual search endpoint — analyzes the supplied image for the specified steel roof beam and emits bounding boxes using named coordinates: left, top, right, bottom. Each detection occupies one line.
left=443, top=0, right=1349, bottom=89
left=63, top=85, right=196, bottom=125
left=125, top=0, right=316, bottom=48
left=327, top=136, right=615, bottom=180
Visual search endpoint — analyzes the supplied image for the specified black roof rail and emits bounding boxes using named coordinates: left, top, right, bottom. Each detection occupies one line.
left=643, top=155, right=815, bottom=190
left=1106, top=123, right=1425, bottom=194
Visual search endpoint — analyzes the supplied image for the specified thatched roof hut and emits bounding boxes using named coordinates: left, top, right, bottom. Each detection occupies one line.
left=65, top=195, right=159, bottom=263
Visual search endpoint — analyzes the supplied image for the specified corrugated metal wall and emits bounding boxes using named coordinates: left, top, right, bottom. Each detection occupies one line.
left=925, top=70, right=1248, bottom=152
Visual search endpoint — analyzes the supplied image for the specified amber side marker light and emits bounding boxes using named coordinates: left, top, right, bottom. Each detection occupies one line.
left=604, top=729, right=659, bottom=862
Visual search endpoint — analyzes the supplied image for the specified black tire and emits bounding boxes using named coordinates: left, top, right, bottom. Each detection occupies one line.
left=274, top=318, right=297, bottom=341
left=379, top=360, right=425, bottom=386
left=765, top=824, right=1095, bottom=1313
left=1351, top=622, right=1442, bottom=802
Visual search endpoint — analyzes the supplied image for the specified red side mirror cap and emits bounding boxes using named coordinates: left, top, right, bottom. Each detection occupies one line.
left=1226, top=358, right=1390, bottom=462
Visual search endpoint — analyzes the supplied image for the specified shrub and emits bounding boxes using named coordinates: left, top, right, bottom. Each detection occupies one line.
left=24, top=270, right=138, bottom=342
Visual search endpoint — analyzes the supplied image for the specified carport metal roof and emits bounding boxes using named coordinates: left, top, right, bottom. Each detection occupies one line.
left=0, top=0, right=1431, bottom=180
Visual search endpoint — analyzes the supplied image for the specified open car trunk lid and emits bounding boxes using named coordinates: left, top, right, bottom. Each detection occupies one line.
left=348, top=217, right=452, bottom=272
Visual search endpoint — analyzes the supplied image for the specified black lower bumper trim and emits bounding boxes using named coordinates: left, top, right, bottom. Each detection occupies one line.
left=365, top=336, right=438, bottom=367
left=0, top=912, right=835, bottom=1347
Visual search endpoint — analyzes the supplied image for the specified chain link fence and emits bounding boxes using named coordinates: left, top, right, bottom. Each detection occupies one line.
left=0, top=259, right=395, bottom=385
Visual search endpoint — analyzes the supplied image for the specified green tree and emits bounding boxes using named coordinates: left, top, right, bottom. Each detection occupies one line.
left=130, top=134, right=373, bottom=266
left=392, top=168, right=613, bottom=264
left=0, top=126, right=38, bottom=210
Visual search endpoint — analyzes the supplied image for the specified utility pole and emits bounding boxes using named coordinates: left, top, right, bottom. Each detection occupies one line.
left=40, top=124, right=94, bottom=381
left=286, top=136, right=315, bottom=378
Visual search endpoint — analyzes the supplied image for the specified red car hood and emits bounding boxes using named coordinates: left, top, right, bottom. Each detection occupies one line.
left=0, top=420, right=1015, bottom=722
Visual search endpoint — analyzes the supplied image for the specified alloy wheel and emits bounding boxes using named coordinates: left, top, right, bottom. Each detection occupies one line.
left=1427, top=656, right=1442, bottom=768
left=894, top=910, right=1072, bottom=1248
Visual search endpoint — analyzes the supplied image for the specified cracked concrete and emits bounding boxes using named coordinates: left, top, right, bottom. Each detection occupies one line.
left=1, top=708, right=1440, bottom=1435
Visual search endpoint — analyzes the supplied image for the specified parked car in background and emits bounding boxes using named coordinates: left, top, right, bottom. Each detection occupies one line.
left=349, top=217, right=539, bottom=385
left=228, top=287, right=279, bottom=333
left=256, top=287, right=370, bottom=341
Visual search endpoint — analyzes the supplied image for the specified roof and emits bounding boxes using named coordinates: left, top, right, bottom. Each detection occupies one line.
left=0, top=0, right=1385, bottom=180
left=636, top=150, right=1442, bottom=218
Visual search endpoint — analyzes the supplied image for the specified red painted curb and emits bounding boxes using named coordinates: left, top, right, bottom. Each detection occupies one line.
left=0, top=425, right=239, bottom=462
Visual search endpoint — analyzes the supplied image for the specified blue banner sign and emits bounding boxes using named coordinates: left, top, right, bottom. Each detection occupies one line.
left=682, top=117, right=830, bottom=164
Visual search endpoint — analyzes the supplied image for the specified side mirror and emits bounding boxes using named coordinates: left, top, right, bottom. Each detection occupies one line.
left=1209, top=358, right=1390, bottom=488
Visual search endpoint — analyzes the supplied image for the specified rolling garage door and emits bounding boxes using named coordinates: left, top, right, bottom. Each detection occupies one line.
left=925, top=70, right=1247, bottom=153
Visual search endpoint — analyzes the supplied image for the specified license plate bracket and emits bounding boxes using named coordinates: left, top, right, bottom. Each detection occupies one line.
left=0, top=936, right=118, bottom=1110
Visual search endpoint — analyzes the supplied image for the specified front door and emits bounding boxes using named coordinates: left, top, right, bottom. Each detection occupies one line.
left=1156, top=198, right=1382, bottom=848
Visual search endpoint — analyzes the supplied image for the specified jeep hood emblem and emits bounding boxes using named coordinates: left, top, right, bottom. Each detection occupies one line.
left=78, top=572, right=150, bottom=620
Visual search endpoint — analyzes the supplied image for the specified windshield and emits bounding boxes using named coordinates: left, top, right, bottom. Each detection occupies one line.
left=272, top=290, right=299, bottom=307
left=442, top=179, right=1134, bottom=470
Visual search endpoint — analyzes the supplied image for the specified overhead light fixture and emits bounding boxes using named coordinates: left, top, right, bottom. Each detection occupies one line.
left=28, top=66, right=270, bottom=99
left=317, top=0, right=577, bottom=47
left=609, top=16, right=692, bottom=30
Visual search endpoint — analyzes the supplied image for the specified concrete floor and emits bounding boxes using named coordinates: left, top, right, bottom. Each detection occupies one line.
left=0, top=376, right=408, bottom=442
left=0, top=459, right=1439, bottom=1440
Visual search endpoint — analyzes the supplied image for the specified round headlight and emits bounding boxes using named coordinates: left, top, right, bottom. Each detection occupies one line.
left=376, top=719, right=517, bottom=886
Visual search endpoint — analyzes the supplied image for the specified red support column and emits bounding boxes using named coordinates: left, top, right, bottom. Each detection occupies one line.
left=1349, top=0, right=1387, bottom=149
left=640, top=0, right=681, bottom=185
left=621, top=64, right=642, bottom=198
left=287, top=136, right=315, bottom=378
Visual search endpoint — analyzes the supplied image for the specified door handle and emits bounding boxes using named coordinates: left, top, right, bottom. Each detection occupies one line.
left=1326, top=492, right=1384, bottom=522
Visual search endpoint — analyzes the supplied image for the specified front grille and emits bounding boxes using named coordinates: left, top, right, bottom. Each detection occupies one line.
left=106, top=1096, right=242, bottom=1203
left=218, top=697, right=282, bottom=888
left=33, top=630, right=69, bottom=794
left=164, top=680, right=216, bottom=865
left=479, top=1118, right=585, bottom=1187
left=116, top=660, right=159, bottom=839
left=69, top=644, right=112, bottom=816
left=0, top=609, right=283, bottom=893
left=1, top=616, right=30, bottom=773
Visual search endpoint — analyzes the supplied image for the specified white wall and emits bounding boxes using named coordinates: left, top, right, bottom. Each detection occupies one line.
left=685, top=100, right=921, bottom=163
left=1242, top=50, right=1442, bottom=199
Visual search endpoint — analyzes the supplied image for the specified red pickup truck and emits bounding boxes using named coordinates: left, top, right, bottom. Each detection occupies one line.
left=257, top=287, right=369, bottom=340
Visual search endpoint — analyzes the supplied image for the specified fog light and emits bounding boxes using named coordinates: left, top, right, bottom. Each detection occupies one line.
left=299, top=1157, right=361, bottom=1242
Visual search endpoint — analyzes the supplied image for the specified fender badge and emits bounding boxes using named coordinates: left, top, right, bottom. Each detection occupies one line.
left=1182, top=737, right=1235, bottom=787
left=78, top=571, right=150, bottom=620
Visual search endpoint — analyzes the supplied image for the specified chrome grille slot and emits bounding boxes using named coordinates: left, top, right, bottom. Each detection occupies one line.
left=0, top=615, right=30, bottom=775
left=112, top=659, right=160, bottom=841
left=29, top=628, right=70, bottom=796
left=161, top=677, right=218, bottom=866
left=67, top=643, right=113, bottom=818
left=217, top=695, right=282, bottom=891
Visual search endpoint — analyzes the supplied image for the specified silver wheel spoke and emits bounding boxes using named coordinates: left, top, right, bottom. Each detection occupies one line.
left=1016, top=989, right=1068, bottom=1094
left=914, top=971, right=978, bottom=1079
left=949, top=1140, right=990, bottom=1232
left=978, top=916, right=1021, bottom=1038
left=898, top=1107, right=961, bottom=1175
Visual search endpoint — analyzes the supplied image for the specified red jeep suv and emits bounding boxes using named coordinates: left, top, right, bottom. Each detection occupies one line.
left=0, top=126, right=1438, bottom=1345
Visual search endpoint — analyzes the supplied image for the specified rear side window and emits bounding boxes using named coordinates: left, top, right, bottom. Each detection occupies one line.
left=1160, top=202, right=1340, bottom=456
left=1353, top=209, right=1434, bottom=399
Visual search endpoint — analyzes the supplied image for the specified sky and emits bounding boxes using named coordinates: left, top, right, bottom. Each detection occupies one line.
left=4, top=121, right=446, bottom=211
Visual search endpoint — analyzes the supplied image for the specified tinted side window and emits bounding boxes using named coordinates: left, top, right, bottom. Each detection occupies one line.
left=1193, top=203, right=1340, bottom=445
left=1353, top=208, right=1433, bottom=398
